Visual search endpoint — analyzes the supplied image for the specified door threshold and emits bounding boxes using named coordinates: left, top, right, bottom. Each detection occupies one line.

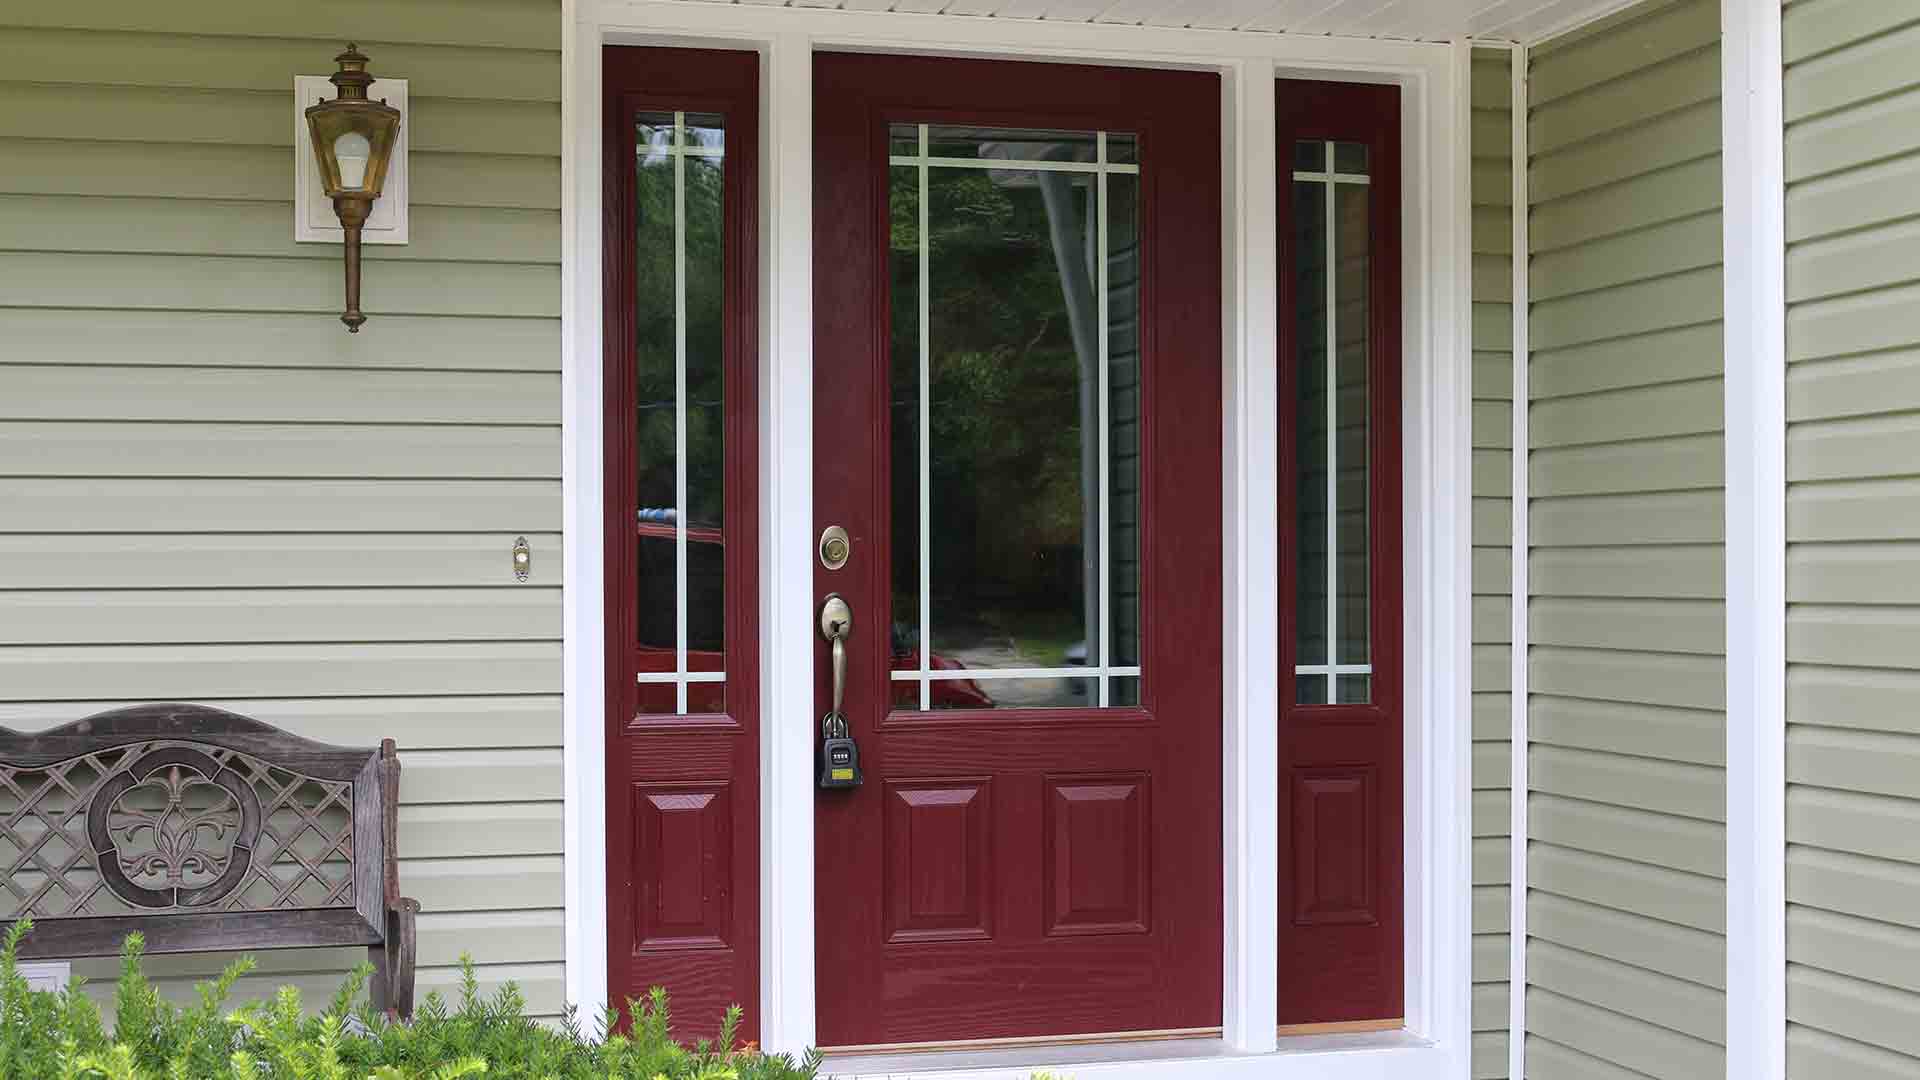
left=819, top=1028, right=1434, bottom=1079
left=820, top=1027, right=1219, bottom=1056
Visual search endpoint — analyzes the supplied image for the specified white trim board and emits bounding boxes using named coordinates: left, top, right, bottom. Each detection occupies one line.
left=1722, top=0, right=1788, bottom=1077
left=1503, top=38, right=1530, bottom=1080
left=560, top=6, right=1476, bottom=1074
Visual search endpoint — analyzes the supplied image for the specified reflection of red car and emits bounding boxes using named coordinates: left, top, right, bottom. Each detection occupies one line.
left=633, top=517, right=992, bottom=714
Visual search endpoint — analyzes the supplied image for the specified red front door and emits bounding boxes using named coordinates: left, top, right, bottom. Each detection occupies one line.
left=811, top=53, right=1224, bottom=1048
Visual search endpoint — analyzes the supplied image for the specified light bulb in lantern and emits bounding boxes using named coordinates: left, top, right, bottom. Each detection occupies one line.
left=333, top=130, right=372, bottom=190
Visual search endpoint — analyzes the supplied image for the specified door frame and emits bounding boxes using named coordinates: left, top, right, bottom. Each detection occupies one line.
left=561, top=5, right=1475, bottom=1075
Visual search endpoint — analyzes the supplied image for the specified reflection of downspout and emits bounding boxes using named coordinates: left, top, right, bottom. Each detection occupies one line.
left=1036, top=165, right=1101, bottom=675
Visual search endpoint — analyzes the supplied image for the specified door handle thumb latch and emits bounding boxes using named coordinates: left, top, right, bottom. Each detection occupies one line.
left=817, top=593, right=862, bottom=789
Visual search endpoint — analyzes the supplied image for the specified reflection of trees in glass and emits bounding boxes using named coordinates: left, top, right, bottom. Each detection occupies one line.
left=634, top=140, right=726, bottom=528
left=890, top=165, right=1095, bottom=637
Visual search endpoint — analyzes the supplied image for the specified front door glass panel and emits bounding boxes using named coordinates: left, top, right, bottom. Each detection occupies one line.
left=885, top=123, right=1142, bottom=711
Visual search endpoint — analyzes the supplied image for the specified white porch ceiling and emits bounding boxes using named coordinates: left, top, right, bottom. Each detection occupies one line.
left=673, top=0, right=1634, bottom=43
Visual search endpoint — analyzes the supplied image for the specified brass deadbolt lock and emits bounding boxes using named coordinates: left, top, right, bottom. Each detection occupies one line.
left=819, top=525, right=850, bottom=571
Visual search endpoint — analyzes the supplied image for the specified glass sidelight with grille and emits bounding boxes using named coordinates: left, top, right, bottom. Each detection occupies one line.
left=1292, top=139, right=1374, bottom=706
left=633, top=111, right=728, bottom=715
left=885, top=124, right=1143, bottom=712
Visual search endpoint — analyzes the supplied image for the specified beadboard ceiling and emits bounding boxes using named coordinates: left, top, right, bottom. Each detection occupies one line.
left=678, top=0, right=1633, bottom=43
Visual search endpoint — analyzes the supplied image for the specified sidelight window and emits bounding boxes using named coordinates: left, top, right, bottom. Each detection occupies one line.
left=1292, top=139, right=1373, bottom=706
left=885, top=123, right=1143, bottom=711
left=633, top=111, right=728, bottom=715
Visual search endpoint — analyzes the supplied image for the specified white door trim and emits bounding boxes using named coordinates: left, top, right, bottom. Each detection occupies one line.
left=1722, top=0, right=1788, bottom=1076
left=561, top=6, right=1475, bottom=1073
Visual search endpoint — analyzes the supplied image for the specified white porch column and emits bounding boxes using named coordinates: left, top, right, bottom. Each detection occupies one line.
left=1221, top=53, right=1281, bottom=1057
left=759, top=28, right=818, bottom=1057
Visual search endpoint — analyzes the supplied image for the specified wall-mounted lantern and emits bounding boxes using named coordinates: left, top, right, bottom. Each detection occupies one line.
left=304, top=45, right=402, bottom=332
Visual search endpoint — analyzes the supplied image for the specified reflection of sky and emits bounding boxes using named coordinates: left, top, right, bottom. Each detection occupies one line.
left=637, top=121, right=725, bottom=168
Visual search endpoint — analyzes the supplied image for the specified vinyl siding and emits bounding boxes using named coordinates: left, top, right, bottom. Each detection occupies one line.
left=1783, top=3, right=1920, bottom=1075
left=0, top=5, right=564, bottom=1017
left=1471, top=45, right=1515, bottom=1080
left=1525, top=1, right=1727, bottom=1076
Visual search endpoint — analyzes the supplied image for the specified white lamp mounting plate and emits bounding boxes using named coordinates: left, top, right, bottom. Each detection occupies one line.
left=294, top=74, right=409, bottom=245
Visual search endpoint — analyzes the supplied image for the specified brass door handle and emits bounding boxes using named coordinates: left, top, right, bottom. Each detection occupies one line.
left=819, top=594, right=853, bottom=736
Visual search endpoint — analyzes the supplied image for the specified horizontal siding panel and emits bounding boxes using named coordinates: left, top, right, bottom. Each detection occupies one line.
left=1528, top=46, right=1719, bottom=156
left=1533, top=491, right=1725, bottom=546
left=1530, top=792, right=1724, bottom=877
left=1529, top=436, right=1724, bottom=497
left=1528, top=941, right=1723, bottom=1045
left=5, top=0, right=562, bottom=50
left=1531, top=545, right=1724, bottom=600
left=1789, top=1023, right=1920, bottom=1080
left=1475, top=644, right=1512, bottom=694
left=0, top=82, right=559, bottom=157
left=0, top=534, right=561, bottom=590
left=1524, top=987, right=1724, bottom=1080
left=1785, top=85, right=1920, bottom=185
left=1, top=478, right=559, bottom=532
left=1788, top=351, right=1920, bottom=423
left=1530, top=323, right=1723, bottom=399
left=1530, top=103, right=1719, bottom=204
left=1528, top=0, right=1717, bottom=103
left=0, top=195, right=561, bottom=265
left=0, top=366, right=558, bottom=424
left=1789, top=965, right=1920, bottom=1060
left=1784, top=151, right=1920, bottom=247
left=1473, top=353, right=1513, bottom=403
left=1529, top=268, right=1721, bottom=351
left=0, top=28, right=560, bottom=101
left=1790, top=605, right=1920, bottom=669
left=1474, top=401, right=1513, bottom=449
left=1475, top=884, right=1511, bottom=934
left=1530, top=650, right=1726, bottom=712
left=404, top=855, right=563, bottom=913
left=1787, top=287, right=1920, bottom=364
left=1530, top=891, right=1724, bottom=989
left=0, top=422, right=558, bottom=479
left=0, top=308, right=560, bottom=372
left=0, top=642, right=559, bottom=700
left=1528, top=212, right=1720, bottom=302
left=1524, top=1035, right=1661, bottom=1080
left=1789, top=846, right=1920, bottom=944
left=1530, top=597, right=1724, bottom=656
left=402, top=748, right=562, bottom=805
left=1530, top=380, right=1724, bottom=447
left=1791, top=542, right=1920, bottom=605
left=1783, top=0, right=1920, bottom=64
left=1530, top=745, right=1724, bottom=822
left=1790, top=477, right=1920, bottom=542
left=1530, top=842, right=1726, bottom=933
left=1789, top=905, right=1920, bottom=995
left=1789, top=413, right=1920, bottom=482
left=0, top=588, right=561, bottom=645
left=0, top=139, right=560, bottom=210
left=1473, top=546, right=1513, bottom=594
left=1531, top=155, right=1721, bottom=253
left=0, top=251, right=558, bottom=319
left=0, top=695, right=561, bottom=752
left=1531, top=696, right=1724, bottom=767
left=1790, top=786, right=1920, bottom=867
left=1788, top=664, right=1920, bottom=736
left=400, top=801, right=561, bottom=858
left=1786, top=216, right=1920, bottom=305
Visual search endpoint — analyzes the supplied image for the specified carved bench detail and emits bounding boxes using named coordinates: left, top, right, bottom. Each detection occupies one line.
left=1, top=704, right=418, bottom=1017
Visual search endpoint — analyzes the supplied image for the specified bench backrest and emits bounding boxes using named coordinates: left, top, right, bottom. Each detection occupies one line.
left=0, top=703, right=399, bottom=961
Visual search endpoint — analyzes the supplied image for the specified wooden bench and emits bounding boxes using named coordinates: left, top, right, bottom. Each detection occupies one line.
left=0, top=703, right=419, bottom=1017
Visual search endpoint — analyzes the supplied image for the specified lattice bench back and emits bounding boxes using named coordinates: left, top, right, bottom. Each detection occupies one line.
left=0, top=703, right=418, bottom=1017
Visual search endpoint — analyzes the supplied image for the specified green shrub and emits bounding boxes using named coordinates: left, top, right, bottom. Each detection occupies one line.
left=0, top=919, right=821, bottom=1080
